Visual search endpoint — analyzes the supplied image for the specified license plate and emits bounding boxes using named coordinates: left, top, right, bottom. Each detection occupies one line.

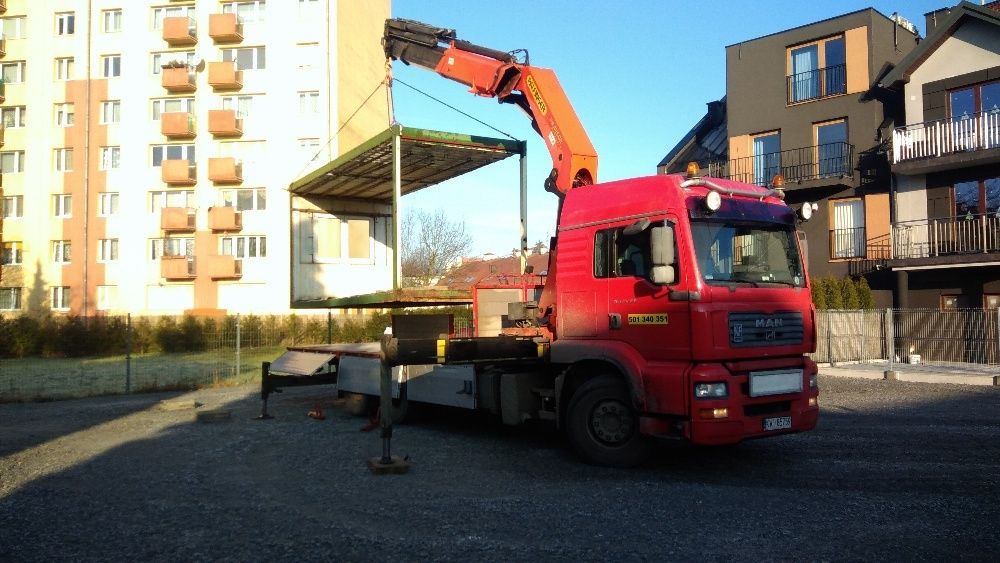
left=763, top=416, right=792, bottom=431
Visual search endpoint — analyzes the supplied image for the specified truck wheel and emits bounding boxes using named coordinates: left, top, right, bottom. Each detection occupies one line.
left=566, top=375, right=651, bottom=467
left=339, top=392, right=371, bottom=416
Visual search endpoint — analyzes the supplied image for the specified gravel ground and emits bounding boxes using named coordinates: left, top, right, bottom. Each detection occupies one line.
left=1, top=375, right=999, bottom=562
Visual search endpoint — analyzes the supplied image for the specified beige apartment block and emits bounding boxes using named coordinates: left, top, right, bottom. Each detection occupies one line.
left=0, top=0, right=391, bottom=316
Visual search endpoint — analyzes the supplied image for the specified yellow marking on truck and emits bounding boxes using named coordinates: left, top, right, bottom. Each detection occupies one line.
left=627, top=313, right=669, bottom=325
left=525, top=75, right=548, bottom=115
left=537, top=343, right=545, bottom=358
left=437, top=339, right=446, bottom=363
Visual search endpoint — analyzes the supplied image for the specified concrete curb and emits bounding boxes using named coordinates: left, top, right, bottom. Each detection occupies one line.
left=818, top=365, right=999, bottom=387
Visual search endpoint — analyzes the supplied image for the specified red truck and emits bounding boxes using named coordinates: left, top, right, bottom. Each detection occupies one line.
left=265, top=20, right=819, bottom=467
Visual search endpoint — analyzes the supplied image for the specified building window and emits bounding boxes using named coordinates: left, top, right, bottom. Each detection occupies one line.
left=985, top=295, right=999, bottom=310
left=815, top=119, right=849, bottom=177
left=301, top=215, right=371, bottom=263
left=2, top=16, right=27, bottom=40
left=51, top=287, right=70, bottom=311
left=221, top=235, right=266, bottom=259
left=53, top=194, right=72, bottom=218
left=98, top=239, right=119, bottom=262
left=221, top=95, right=256, bottom=118
left=54, top=148, right=74, bottom=172
left=52, top=240, right=72, bottom=264
left=55, top=57, right=74, bottom=80
left=152, top=51, right=196, bottom=75
left=55, top=103, right=75, bottom=126
left=949, top=80, right=1000, bottom=150
left=296, top=43, right=319, bottom=69
left=830, top=198, right=864, bottom=259
left=150, top=237, right=194, bottom=259
left=56, top=12, right=76, bottom=35
left=222, top=1, right=266, bottom=23
left=298, top=138, right=320, bottom=163
left=298, top=91, right=319, bottom=114
left=101, top=100, right=120, bottom=124
left=151, top=144, right=195, bottom=166
left=96, top=286, right=118, bottom=310
left=151, top=97, right=195, bottom=120
left=149, top=190, right=195, bottom=212
left=2, top=106, right=27, bottom=128
left=787, top=35, right=845, bottom=104
left=2, top=195, right=23, bottom=218
left=102, top=9, right=122, bottom=33
left=1, top=241, right=23, bottom=265
left=100, top=146, right=121, bottom=170
left=218, top=140, right=266, bottom=166
left=0, top=288, right=21, bottom=311
left=298, top=0, right=319, bottom=20
left=222, top=46, right=266, bottom=70
left=953, top=177, right=1000, bottom=219
left=1, top=61, right=26, bottom=83
left=222, top=188, right=266, bottom=211
left=941, top=295, right=961, bottom=310
left=1, top=151, right=25, bottom=173
left=752, top=131, right=781, bottom=186
left=99, top=192, right=120, bottom=216
left=101, top=55, right=121, bottom=78
left=152, top=6, right=195, bottom=29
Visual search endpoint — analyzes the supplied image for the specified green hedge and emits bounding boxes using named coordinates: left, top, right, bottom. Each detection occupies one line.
left=810, top=276, right=876, bottom=310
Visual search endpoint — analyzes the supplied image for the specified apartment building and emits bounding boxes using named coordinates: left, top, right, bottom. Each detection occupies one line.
left=0, top=0, right=390, bottom=316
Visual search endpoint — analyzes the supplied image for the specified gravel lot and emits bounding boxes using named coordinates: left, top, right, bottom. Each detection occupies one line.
left=1, top=375, right=999, bottom=562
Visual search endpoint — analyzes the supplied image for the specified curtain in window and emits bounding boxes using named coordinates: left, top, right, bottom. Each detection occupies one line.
left=791, top=46, right=818, bottom=102
left=833, top=200, right=864, bottom=259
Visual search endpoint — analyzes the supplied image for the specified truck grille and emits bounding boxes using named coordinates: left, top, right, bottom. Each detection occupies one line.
left=728, top=312, right=803, bottom=347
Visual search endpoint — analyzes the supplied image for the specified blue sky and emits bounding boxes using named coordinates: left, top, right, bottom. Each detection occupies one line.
left=388, top=0, right=949, bottom=256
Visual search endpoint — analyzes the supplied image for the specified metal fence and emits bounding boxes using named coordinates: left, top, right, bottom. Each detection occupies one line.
left=813, top=308, right=1000, bottom=368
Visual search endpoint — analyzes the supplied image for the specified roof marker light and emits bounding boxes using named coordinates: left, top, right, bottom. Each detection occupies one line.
left=705, top=190, right=722, bottom=212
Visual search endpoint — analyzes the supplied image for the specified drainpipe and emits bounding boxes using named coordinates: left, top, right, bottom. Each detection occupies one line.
left=82, top=0, right=92, bottom=317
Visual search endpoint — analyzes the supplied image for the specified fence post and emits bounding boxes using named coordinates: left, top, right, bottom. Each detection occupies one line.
left=235, top=313, right=241, bottom=379
left=327, top=310, right=333, bottom=344
left=996, top=307, right=1000, bottom=368
left=827, top=311, right=834, bottom=365
left=125, top=313, right=132, bottom=393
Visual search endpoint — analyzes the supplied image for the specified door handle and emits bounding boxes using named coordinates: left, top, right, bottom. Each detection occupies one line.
left=609, top=313, right=622, bottom=330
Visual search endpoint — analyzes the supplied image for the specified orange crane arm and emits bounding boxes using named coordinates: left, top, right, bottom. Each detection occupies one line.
left=383, top=19, right=598, bottom=196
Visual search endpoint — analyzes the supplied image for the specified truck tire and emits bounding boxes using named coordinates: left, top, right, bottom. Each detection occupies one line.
left=566, top=375, right=651, bottom=467
left=339, top=391, right=409, bottom=423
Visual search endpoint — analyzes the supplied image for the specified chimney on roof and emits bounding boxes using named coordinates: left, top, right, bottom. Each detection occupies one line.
left=925, top=7, right=952, bottom=35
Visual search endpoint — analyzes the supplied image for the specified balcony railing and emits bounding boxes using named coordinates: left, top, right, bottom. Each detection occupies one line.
left=206, top=256, right=242, bottom=280
left=161, top=160, right=197, bottom=185
left=161, top=65, right=196, bottom=92
left=207, top=61, right=243, bottom=91
left=160, top=255, right=196, bottom=279
left=704, top=142, right=854, bottom=187
left=208, top=206, right=242, bottom=231
left=209, top=13, right=243, bottom=43
left=892, top=110, right=1000, bottom=164
left=0, top=37, right=6, bottom=58
left=0, top=78, right=6, bottom=103
left=786, top=64, right=846, bottom=104
left=829, top=226, right=867, bottom=260
left=163, top=16, right=197, bottom=46
left=207, top=109, right=242, bottom=138
left=160, top=112, right=196, bottom=139
left=892, top=213, right=1000, bottom=259
left=161, top=207, right=196, bottom=232
left=208, top=157, right=243, bottom=184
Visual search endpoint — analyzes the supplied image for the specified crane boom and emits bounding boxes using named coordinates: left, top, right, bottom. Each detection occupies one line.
left=383, top=18, right=598, bottom=196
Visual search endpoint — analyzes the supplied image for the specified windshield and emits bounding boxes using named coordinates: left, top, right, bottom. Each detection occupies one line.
left=691, top=220, right=805, bottom=288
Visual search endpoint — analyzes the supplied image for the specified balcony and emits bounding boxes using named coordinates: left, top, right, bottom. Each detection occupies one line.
left=207, top=61, right=243, bottom=91
left=207, top=109, right=242, bottom=138
left=892, top=111, right=1000, bottom=175
left=0, top=37, right=6, bottom=58
left=786, top=64, right=846, bottom=105
left=163, top=16, right=197, bottom=46
left=161, top=207, right=196, bottom=232
left=0, top=1, right=6, bottom=14
left=208, top=206, right=242, bottom=232
left=208, top=157, right=242, bottom=184
left=161, top=255, right=196, bottom=280
left=0, top=78, right=6, bottom=103
left=205, top=255, right=242, bottom=280
left=209, top=13, right=243, bottom=43
left=160, top=112, right=196, bottom=139
left=704, top=142, right=855, bottom=188
left=161, top=159, right=197, bottom=185
left=891, top=213, right=1000, bottom=267
left=161, top=65, right=196, bottom=92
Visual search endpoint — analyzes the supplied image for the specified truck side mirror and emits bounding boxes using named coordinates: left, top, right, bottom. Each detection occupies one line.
left=649, top=225, right=676, bottom=285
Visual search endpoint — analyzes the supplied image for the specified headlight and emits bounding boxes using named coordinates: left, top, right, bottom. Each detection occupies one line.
left=694, top=382, right=728, bottom=399
left=799, top=202, right=813, bottom=221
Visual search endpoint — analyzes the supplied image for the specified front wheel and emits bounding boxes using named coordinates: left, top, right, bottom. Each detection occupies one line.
left=565, top=375, right=651, bottom=467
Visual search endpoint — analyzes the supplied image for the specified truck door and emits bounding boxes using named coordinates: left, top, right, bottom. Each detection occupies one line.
left=595, top=218, right=692, bottom=362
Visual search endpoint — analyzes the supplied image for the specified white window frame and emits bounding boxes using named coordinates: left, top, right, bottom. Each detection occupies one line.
left=151, top=144, right=195, bottom=167
left=52, top=240, right=72, bottom=264
left=98, top=239, right=119, bottom=262
left=96, top=285, right=118, bottom=311
left=1, top=151, right=25, bottom=173
left=150, top=237, right=194, bottom=259
left=101, top=54, right=121, bottom=78
left=152, top=51, right=196, bottom=75
left=99, top=192, right=119, bottom=216
left=55, top=103, right=75, bottom=127
left=51, top=286, right=70, bottom=311
left=1, top=241, right=23, bottom=265
left=0, top=287, right=22, bottom=311
left=101, top=100, right=120, bottom=124
left=221, top=235, right=266, bottom=259
left=2, top=106, right=27, bottom=128
left=53, top=194, right=72, bottom=218
left=56, top=12, right=76, bottom=36
left=2, top=16, right=27, bottom=40
left=102, top=9, right=122, bottom=33
left=298, top=91, right=319, bottom=114
left=298, top=0, right=320, bottom=20
left=2, top=195, right=23, bottom=218
left=222, top=46, right=266, bottom=70
left=151, top=97, right=195, bottom=120
left=222, top=1, right=266, bottom=23
left=301, top=214, right=373, bottom=264
left=296, top=43, right=319, bottom=69
left=152, top=6, right=195, bottom=30
left=298, top=138, right=320, bottom=164
left=55, top=57, right=74, bottom=80
left=99, top=146, right=120, bottom=170
left=149, top=190, right=195, bottom=212
left=221, top=187, right=266, bottom=211
left=54, top=148, right=73, bottom=172
left=831, top=198, right=865, bottom=259
left=221, top=95, right=256, bottom=118
left=1, top=61, right=26, bottom=84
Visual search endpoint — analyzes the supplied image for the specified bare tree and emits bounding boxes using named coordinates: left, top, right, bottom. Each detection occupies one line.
left=402, top=209, right=471, bottom=278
